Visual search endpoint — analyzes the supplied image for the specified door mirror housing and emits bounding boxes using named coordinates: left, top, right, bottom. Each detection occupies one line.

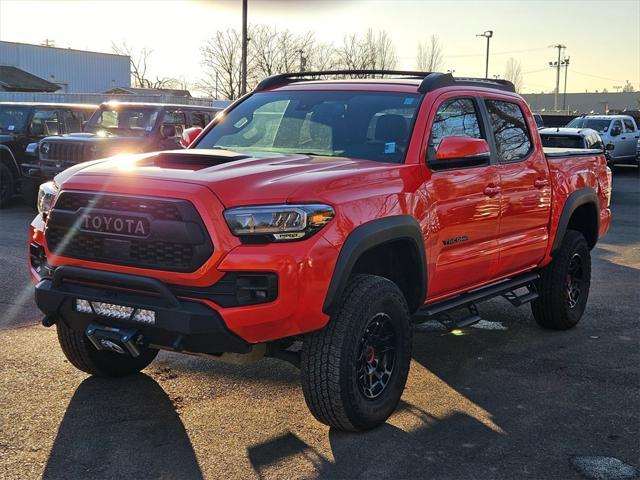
left=610, top=126, right=621, bottom=137
left=605, top=143, right=615, bottom=151
left=180, top=127, right=203, bottom=148
left=430, top=136, right=491, bottom=170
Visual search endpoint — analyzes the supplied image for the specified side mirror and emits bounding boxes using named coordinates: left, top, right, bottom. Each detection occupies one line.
left=610, top=126, right=621, bottom=137
left=180, top=126, right=203, bottom=148
left=606, top=143, right=615, bottom=151
left=432, top=136, right=490, bottom=169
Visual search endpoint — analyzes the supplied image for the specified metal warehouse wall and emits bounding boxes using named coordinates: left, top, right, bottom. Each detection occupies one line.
left=0, top=41, right=130, bottom=93
left=523, top=92, right=640, bottom=114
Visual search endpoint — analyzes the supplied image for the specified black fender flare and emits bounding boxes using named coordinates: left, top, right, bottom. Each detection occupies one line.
left=551, top=187, right=599, bottom=254
left=322, top=215, right=427, bottom=315
left=0, top=145, right=20, bottom=177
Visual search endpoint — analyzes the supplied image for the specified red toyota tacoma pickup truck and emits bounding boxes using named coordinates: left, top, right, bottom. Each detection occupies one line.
left=29, top=71, right=612, bottom=431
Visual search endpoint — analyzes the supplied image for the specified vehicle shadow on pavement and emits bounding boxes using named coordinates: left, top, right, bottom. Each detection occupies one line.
left=43, top=374, right=202, bottom=480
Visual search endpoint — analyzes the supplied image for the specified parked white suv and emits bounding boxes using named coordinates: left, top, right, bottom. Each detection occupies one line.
left=567, top=115, right=639, bottom=167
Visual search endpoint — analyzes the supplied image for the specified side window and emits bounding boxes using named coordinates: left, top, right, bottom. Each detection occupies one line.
left=428, top=98, right=482, bottom=155
left=485, top=100, right=532, bottom=162
left=30, top=110, right=59, bottom=137
left=623, top=118, right=636, bottom=132
left=59, top=110, right=83, bottom=133
left=190, top=111, right=212, bottom=128
left=162, top=110, right=187, bottom=137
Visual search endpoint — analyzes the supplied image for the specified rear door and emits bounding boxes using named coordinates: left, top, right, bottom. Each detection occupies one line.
left=482, top=97, right=552, bottom=277
left=423, top=94, right=501, bottom=299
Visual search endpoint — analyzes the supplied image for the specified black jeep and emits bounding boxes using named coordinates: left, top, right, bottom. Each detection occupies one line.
left=21, top=102, right=220, bottom=203
left=0, top=102, right=96, bottom=207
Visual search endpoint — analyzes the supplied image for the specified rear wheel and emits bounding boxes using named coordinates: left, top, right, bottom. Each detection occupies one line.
left=532, top=230, right=591, bottom=330
left=0, top=163, right=15, bottom=208
left=56, top=320, right=158, bottom=377
left=301, top=274, right=412, bottom=431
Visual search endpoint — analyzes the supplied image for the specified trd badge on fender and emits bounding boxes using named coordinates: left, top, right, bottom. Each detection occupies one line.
left=81, top=213, right=149, bottom=237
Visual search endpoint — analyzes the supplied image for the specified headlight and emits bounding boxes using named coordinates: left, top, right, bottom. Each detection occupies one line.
left=40, top=142, right=50, bottom=156
left=37, top=181, right=59, bottom=216
left=224, top=204, right=334, bottom=242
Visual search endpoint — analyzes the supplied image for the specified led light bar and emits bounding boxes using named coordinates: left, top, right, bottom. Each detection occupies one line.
left=75, top=299, right=156, bottom=325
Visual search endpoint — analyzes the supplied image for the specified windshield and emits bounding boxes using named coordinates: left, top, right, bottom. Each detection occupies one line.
left=195, top=91, right=421, bottom=163
left=566, top=118, right=610, bottom=133
left=0, top=106, right=30, bottom=133
left=85, top=107, right=159, bottom=137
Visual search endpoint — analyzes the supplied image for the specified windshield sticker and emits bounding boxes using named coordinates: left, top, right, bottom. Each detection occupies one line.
left=403, top=97, right=414, bottom=105
left=7, top=125, right=15, bottom=131
left=384, top=142, right=396, bottom=154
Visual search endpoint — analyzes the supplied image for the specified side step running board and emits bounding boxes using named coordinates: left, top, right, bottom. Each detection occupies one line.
left=412, top=272, right=539, bottom=329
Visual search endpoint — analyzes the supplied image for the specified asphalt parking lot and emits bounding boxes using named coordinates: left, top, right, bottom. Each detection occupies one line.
left=0, top=168, right=638, bottom=480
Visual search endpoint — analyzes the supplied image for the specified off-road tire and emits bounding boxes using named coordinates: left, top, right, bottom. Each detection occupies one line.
left=56, top=320, right=158, bottom=377
left=301, top=274, right=412, bottom=431
left=532, top=230, right=591, bottom=330
left=0, top=162, right=15, bottom=208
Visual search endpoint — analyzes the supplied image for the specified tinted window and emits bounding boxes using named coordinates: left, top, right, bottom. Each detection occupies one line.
left=190, top=111, right=212, bottom=128
left=540, top=134, right=585, bottom=149
left=485, top=100, right=532, bottom=162
left=30, top=110, right=59, bottom=136
left=429, top=98, right=482, bottom=152
left=623, top=118, right=636, bottom=132
left=196, top=91, right=421, bottom=163
left=0, top=106, right=30, bottom=133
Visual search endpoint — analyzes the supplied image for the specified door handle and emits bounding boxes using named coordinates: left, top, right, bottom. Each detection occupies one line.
left=483, top=185, right=501, bottom=197
left=534, top=179, right=549, bottom=188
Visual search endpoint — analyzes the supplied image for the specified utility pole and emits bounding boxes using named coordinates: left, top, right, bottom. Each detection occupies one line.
left=476, top=30, right=493, bottom=78
left=613, top=85, right=622, bottom=93
left=561, top=56, right=570, bottom=112
left=548, top=44, right=566, bottom=111
left=240, top=0, right=248, bottom=96
left=493, top=74, right=500, bottom=79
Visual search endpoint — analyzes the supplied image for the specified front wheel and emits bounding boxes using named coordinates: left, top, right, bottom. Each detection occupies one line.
left=0, top=162, right=15, bottom=208
left=532, top=230, right=591, bottom=330
left=56, top=320, right=158, bottom=377
left=301, top=274, right=412, bottom=431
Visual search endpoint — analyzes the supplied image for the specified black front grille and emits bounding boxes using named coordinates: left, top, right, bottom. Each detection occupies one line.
left=45, top=192, right=213, bottom=272
left=42, top=142, right=87, bottom=163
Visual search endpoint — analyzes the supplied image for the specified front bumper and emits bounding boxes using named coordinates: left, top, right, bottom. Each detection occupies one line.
left=35, top=266, right=251, bottom=354
left=21, top=162, right=62, bottom=181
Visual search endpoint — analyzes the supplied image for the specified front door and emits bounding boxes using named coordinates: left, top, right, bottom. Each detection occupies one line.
left=423, top=95, right=501, bottom=300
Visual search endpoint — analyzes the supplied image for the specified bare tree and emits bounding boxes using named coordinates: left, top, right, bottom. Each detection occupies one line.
left=504, top=57, right=524, bottom=93
left=111, top=41, right=178, bottom=89
left=622, top=80, right=635, bottom=93
left=337, top=29, right=397, bottom=76
left=416, top=35, right=444, bottom=72
left=199, top=29, right=243, bottom=100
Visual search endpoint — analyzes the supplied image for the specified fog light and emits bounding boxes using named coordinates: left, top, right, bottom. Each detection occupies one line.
left=76, top=299, right=92, bottom=313
left=132, top=309, right=156, bottom=324
left=75, top=299, right=156, bottom=325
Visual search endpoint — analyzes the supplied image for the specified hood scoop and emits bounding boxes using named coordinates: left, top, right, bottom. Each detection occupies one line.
left=145, top=149, right=251, bottom=170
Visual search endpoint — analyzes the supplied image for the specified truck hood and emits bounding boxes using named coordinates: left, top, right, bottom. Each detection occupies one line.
left=62, top=149, right=402, bottom=206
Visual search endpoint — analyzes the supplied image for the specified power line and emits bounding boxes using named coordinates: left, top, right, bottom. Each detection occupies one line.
left=571, top=70, right=631, bottom=83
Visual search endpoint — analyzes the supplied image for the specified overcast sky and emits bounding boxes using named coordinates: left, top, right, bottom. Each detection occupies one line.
left=0, top=0, right=638, bottom=94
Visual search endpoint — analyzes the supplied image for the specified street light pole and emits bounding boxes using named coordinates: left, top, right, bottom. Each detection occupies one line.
left=241, top=0, right=248, bottom=96
left=549, top=44, right=566, bottom=111
left=476, top=30, right=493, bottom=78
left=562, top=56, right=570, bottom=112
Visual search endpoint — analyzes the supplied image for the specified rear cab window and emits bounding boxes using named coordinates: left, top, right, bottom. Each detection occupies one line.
left=484, top=99, right=532, bottom=162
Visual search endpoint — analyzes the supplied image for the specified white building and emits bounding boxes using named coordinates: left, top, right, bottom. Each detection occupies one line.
left=0, top=40, right=130, bottom=93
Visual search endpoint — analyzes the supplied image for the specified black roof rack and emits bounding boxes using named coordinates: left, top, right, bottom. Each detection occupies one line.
left=254, top=70, right=515, bottom=94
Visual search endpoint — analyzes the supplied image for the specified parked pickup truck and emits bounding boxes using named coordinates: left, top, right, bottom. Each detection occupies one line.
left=20, top=101, right=221, bottom=203
left=29, top=71, right=612, bottom=431
left=0, top=102, right=96, bottom=207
